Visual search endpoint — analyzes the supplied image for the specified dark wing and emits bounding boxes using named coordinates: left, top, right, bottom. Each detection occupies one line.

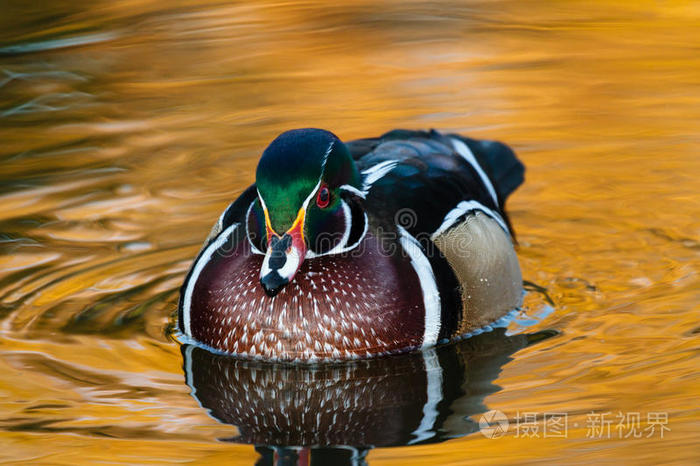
left=217, top=184, right=259, bottom=237
left=346, top=129, right=524, bottom=238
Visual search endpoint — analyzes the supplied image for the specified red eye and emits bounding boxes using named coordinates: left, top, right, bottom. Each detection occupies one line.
left=316, top=185, right=330, bottom=208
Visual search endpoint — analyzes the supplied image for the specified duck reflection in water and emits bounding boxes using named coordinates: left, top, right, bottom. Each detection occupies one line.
left=181, top=328, right=556, bottom=465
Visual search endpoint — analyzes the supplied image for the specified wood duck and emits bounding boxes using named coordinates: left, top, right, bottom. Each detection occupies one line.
left=178, top=128, right=525, bottom=361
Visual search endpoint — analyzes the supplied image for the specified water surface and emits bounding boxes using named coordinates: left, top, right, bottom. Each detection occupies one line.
left=0, top=1, right=698, bottom=464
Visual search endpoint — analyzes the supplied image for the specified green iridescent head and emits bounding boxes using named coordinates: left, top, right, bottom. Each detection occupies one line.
left=246, top=129, right=365, bottom=297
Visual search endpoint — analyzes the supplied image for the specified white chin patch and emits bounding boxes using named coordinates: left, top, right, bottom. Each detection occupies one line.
left=260, top=245, right=303, bottom=281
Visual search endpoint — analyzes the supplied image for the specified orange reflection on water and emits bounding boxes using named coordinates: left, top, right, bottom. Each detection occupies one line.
left=0, top=0, right=698, bottom=464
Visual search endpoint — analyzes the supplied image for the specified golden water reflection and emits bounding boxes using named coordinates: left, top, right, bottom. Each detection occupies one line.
left=0, top=1, right=698, bottom=464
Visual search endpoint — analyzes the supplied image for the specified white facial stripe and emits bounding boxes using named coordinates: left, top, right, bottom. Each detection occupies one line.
left=182, top=223, right=238, bottom=337
left=256, top=188, right=268, bottom=212
left=256, top=179, right=319, bottom=236
left=397, top=225, right=441, bottom=348
left=321, top=140, right=334, bottom=169
left=258, top=174, right=322, bottom=281
left=431, top=200, right=509, bottom=240
left=259, top=180, right=318, bottom=280
left=299, top=141, right=334, bottom=214
left=258, top=140, right=334, bottom=239
left=302, top=179, right=323, bottom=212
left=450, top=137, right=499, bottom=206
left=257, top=141, right=353, bottom=267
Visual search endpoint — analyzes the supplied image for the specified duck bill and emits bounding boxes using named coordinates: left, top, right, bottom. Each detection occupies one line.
left=259, top=208, right=307, bottom=297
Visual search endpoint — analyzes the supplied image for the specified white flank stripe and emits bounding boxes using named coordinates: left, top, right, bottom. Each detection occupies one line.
left=431, top=200, right=509, bottom=240
left=451, top=137, right=499, bottom=206
left=182, top=223, right=238, bottom=336
left=397, top=225, right=441, bottom=348
left=361, top=160, right=398, bottom=193
left=409, top=348, right=444, bottom=444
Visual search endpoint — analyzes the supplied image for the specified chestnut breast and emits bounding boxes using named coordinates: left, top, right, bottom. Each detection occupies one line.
left=189, top=232, right=426, bottom=361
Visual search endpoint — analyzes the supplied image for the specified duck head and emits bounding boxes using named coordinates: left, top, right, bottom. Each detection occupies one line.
left=247, top=129, right=364, bottom=297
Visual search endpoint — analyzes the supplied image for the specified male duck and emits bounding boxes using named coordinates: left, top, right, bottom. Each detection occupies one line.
left=178, top=128, right=525, bottom=361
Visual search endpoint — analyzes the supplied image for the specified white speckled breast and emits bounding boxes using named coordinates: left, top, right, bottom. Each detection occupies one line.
left=188, top=232, right=426, bottom=361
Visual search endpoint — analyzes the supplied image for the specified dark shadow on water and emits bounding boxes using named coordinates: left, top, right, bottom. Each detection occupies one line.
left=181, top=328, right=558, bottom=465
